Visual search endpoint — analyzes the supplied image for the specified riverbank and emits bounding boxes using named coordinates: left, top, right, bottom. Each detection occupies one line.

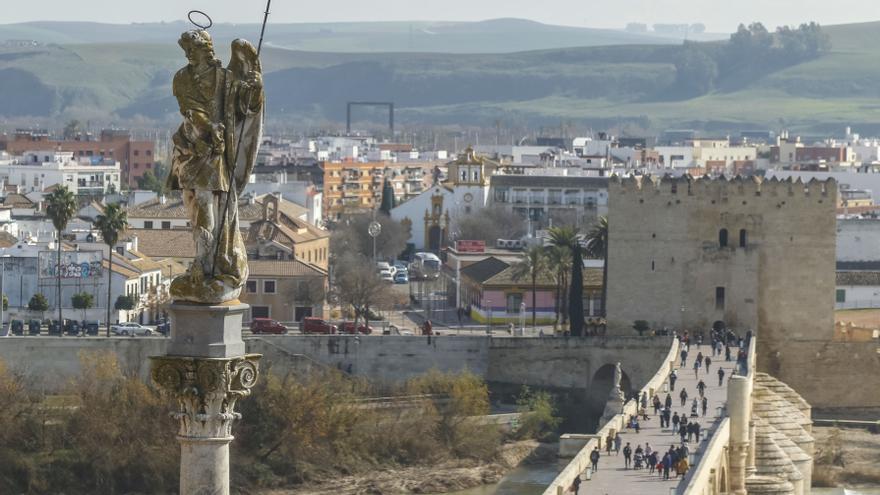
left=260, top=441, right=557, bottom=495
left=813, top=425, right=880, bottom=488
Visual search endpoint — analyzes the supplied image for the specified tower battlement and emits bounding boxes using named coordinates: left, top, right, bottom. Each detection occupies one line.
left=610, top=174, right=837, bottom=203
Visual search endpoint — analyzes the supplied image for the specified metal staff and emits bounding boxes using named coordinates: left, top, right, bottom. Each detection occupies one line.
left=212, top=0, right=271, bottom=278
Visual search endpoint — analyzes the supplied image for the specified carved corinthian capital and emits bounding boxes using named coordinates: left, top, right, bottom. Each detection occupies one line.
left=150, top=354, right=261, bottom=440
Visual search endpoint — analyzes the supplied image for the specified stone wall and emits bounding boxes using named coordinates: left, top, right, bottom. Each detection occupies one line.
left=767, top=340, right=880, bottom=416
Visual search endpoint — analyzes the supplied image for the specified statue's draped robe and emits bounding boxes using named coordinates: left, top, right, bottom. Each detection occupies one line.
left=167, top=46, right=263, bottom=303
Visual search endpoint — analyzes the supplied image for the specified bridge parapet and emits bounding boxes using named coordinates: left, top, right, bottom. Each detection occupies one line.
left=542, top=338, right=680, bottom=495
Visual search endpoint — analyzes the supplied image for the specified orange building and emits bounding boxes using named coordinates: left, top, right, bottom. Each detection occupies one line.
left=322, top=160, right=436, bottom=220
left=4, top=129, right=155, bottom=188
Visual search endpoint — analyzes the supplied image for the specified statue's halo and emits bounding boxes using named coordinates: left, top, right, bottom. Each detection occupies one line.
left=187, top=10, right=213, bottom=30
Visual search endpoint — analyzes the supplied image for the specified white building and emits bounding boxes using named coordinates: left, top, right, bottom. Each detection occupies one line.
left=0, top=150, right=120, bottom=195
left=836, top=271, right=880, bottom=310
left=247, top=171, right=323, bottom=226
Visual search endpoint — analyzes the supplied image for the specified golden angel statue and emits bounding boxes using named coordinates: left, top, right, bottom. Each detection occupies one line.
left=166, top=29, right=264, bottom=303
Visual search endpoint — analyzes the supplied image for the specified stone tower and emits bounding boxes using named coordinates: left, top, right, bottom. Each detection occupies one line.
left=605, top=174, right=837, bottom=374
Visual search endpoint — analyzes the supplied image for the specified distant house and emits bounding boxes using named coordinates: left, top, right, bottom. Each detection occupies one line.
left=459, top=256, right=603, bottom=324
left=241, top=259, right=326, bottom=323
left=835, top=270, right=880, bottom=310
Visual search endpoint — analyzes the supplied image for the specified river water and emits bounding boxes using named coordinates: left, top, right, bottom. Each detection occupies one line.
left=446, top=462, right=565, bottom=495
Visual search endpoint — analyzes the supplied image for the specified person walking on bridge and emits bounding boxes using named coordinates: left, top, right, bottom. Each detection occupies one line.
left=669, top=370, right=678, bottom=391
left=671, top=412, right=680, bottom=435
left=622, top=442, right=632, bottom=469
left=697, top=379, right=706, bottom=398
left=693, top=357, right=701, bottom=378
left=614, top=432, right=622, bottom=455
left=680, top=388, right=688, bottom=406
left=653, top=394, right=662, bottom=415
left=701, top=395, right=708, bottom=417
left=705, top=355, right=712, bottom=373
left=680, top=348, right=688, bottom=367
left=590, top=446, right=600, bottom=472
left=605, top=432, right=614, bottom=456
left=665, top=393, right=673, bottom=410
left=718, top=367, right=726, bottom=386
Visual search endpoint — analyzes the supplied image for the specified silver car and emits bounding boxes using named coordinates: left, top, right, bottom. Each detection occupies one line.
left=111, top=322, right=154, bottom=336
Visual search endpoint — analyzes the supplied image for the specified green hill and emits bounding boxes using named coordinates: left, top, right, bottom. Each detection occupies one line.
left=0, top=20, right=878, bottom=134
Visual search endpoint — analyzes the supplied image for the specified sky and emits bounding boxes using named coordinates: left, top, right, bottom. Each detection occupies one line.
left=3, top=0, right=879, bottom=32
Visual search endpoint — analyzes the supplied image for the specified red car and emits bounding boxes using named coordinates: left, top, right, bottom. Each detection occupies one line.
left=302, top=317, right=337, bottom=334
left=250, top=318, right=288, bottom=335
left=340, top=322, right=373, bottom=335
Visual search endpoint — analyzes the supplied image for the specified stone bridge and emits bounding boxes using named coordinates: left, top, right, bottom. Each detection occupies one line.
left=546, top=339, right=816, bottom=495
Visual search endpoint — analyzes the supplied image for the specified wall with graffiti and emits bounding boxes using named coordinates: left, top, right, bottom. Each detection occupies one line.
left=38, top=251, right=103, bottom=279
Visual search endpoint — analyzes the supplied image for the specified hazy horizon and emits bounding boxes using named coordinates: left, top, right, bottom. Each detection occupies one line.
left=2, top=0, right=879, bottom=33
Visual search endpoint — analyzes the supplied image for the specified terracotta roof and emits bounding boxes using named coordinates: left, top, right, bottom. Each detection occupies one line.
left=247, top=259, right=326, bottom=277
left=130, top=228, right=196, bottom=259
left=0, top=231, right=17, bottom=248
left=130, top=255, right=164, bottom=272
left=126, top=194, right=307, bottom=223
left=836, top=271, right=880, bottom=286
left=460, top=257, right=510, bottom=284
left=484, top=265, right=603, bottom=289
left=1, top=193, right=34, bottom=207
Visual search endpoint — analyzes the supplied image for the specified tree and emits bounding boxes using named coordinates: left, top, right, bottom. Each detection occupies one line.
left=450, top=205, right=527, bottom=245
left=45, top=186, right=77, bottom=330
left=72, top=292, right=94, bottom=321
left=136, top=161, right=170, bottom=195
left=510, top=246, right=549, bottom=329
left=114, top=295, right=136, bottom=312
left=333, top=253, right=395, bottom=329
left=545, top=244, right=572, bottom=327
left=585, top=216, right=609, bottom=319
left=549, top=226, right=583, bottom=335
left=28, top=293, right=49, bottom=319
left=674, top=45, right=718, bottom=96
left=94, top=203, right=128, bottom=336
left=1, top=294, right=7, bottom=311
left=63, top=119, right=81, bottom=140
left=633, top=320, right=650, bottom=337
left=379, top=178, right=395, bottom=215
left=330, top=213, right=409, bottom=261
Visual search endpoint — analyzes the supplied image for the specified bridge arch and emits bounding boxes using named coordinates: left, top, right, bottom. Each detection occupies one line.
left=587, top=363, right=634, bottom=417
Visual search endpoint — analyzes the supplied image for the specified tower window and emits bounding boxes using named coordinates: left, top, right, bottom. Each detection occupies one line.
left=715, top=287, right=725, bottom=311
left=739, top=229, right=747, bottom=248
left=719, top=229, right=728, bottom=248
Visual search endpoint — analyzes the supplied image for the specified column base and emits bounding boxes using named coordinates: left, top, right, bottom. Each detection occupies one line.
left=166, top=301, right=248, bottom=358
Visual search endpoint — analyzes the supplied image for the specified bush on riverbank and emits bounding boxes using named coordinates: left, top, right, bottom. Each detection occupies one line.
left=0, top=354, right=522, bottom=493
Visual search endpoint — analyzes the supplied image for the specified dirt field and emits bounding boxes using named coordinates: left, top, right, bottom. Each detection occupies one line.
left=835, top=309, right=880, bottom=328
left=813, top=425, right=880, bottom=488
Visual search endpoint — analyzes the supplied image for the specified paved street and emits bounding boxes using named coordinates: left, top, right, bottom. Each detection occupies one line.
left=578, top=343, right=738, bottom=495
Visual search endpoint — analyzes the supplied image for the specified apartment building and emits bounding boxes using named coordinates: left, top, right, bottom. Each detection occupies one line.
left=322, top=161, right=436, bottom=219
left=0, top=150, right=120, bottom=195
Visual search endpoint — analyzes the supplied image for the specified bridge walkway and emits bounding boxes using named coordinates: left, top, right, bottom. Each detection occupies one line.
left=577, top=344, right=738, bottom=495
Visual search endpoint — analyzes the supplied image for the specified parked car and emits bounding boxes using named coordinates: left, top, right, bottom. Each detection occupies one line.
left=156, top=319, right=171, bottom=336
left=250, top=318, right=288, bottom=335
left=377, top=261, right=396, bottom=276
left=111, top=322, right=154, bottom=336
left=379, top=269, right=394, bottom=282
left=10, top=320, right=24, bottom=336
left=394, top=271, right=409, bottom=284
left=27, top=319, right=41, bottom=336
left=82, top=320, right=100, bottom=336
left=47, top=320, right=62, bottom=336
left=64, top=319, right=80, bottom=336
left=393, top=261, right=408, bottom=275
left=340, top=321, right=373, bottom=335
left=301, top=317, right=337, bottom=334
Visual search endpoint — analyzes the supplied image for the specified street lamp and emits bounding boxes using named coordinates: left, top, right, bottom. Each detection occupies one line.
left=486, top=299, right=492, bottom=335
left=368, top=219, right=381, bottom=264
left=519, top=301, right=526, bottom=336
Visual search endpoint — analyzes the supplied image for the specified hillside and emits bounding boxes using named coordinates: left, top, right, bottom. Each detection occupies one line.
left=0, top=20, right=879, bottom=133
left=0, top=19, right=710, bottom=53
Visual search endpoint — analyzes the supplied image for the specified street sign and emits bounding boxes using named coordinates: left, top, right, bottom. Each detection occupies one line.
left=455, top=240, right=486, bottom=253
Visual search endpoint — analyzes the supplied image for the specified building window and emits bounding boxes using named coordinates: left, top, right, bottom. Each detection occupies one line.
left=715, top=287, right=725, bottom=311
left=246, top=280, right=257, bottom=293
left=263, top=280, right=276, bottom=294
left=506, top=293, right=523, bottom=314
left=146, top=150, right=152, bottom=156
left=144, top=221, right=153, bottom=229
left=251, top=306, right=269, bottom=319
left=161, top=221, right=171, bottom=230
left=719, top=229, right=728, bottom=248
left=739, top=229, right=747, bottom=248
left=836, top=289, right=846, bottom=303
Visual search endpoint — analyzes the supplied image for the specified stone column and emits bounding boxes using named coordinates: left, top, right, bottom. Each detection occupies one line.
left=728, top=375, right=751, bottom=495
left=151, top=301, right=260, bottom=495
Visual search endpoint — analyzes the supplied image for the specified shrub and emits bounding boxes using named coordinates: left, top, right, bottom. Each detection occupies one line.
left=514, top=386, right=561, bottom=441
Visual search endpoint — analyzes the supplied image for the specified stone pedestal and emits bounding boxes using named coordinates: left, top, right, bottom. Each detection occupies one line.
left=151, top=300, right=260, bottom=495
left=166, top=302, right=248, bottom=358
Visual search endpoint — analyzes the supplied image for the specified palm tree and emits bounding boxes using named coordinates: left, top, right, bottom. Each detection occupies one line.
left=510, top=246, right=549, bottom=329
left=585, top=216, right=609, bottom=318
left=548, top=226, right=580, bottom=332
left=544, top=244, right=572, bottom=328
left=45, top=186, right=78, bottom=331
left=94, top=203, right=128, bottom=337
